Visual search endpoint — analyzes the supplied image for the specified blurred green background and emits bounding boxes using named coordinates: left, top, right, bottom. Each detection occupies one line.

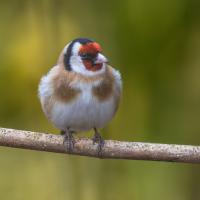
left=0, top=0, right=200, bottom=199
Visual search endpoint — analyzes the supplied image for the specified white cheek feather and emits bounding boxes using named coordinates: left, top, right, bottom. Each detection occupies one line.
left=70, top=42, right=106, bottom=76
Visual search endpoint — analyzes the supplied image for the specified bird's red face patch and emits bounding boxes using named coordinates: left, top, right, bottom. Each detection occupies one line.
left=79, top=42, right=103, bottom=71
left=79, top=42, right=102, bottom=55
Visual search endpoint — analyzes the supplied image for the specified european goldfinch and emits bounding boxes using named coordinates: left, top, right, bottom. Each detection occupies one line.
left=38, top=38, right=122, bottom=155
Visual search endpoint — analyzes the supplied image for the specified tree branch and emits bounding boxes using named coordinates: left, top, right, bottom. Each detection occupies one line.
left=0, top=128, right=199, bottom=164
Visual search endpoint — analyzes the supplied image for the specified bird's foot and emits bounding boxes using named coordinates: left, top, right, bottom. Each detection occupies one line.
left=62, top=129, right=75, bottom=153
left=92, top=128, right=105, bottom=157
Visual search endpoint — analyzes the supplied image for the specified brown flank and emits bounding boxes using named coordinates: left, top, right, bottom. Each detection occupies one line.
left=41, top=96, right=55, bottom=120
left=92, top=66, right=115, bottom=102
left=52, top=70, right=81, bottom=103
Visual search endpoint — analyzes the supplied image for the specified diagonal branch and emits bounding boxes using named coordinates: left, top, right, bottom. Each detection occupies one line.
left=0, top=127, right=199, bottom=164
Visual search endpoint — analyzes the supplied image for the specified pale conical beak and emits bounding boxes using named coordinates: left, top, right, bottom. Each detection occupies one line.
left=94, top=53, right=108, bottom=64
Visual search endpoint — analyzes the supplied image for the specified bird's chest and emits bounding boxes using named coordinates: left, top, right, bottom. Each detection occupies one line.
left=64, top=80, right=114, bottom=114
left=54, top=77, right=114, bottom=103
left=51, top=81, right=116, bottom=131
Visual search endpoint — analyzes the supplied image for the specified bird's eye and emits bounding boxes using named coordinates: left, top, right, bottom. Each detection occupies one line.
left=80, top=53, right=95, bottom=60
left=80, top=53, right=88, bottom=59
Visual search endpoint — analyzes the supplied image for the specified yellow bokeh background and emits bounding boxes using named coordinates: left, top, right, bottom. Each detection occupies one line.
left=0, top=1, right=200, bottom=199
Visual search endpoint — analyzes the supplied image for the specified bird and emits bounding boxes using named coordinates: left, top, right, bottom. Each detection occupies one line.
left=38, top=38, right=122, bottom=156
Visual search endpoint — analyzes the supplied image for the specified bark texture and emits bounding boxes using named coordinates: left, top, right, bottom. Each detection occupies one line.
left=0, top=128, right=200, bottom=164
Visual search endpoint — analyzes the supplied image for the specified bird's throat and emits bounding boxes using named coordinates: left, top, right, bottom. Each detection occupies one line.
left=83, top=60, right=103, bottom=71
